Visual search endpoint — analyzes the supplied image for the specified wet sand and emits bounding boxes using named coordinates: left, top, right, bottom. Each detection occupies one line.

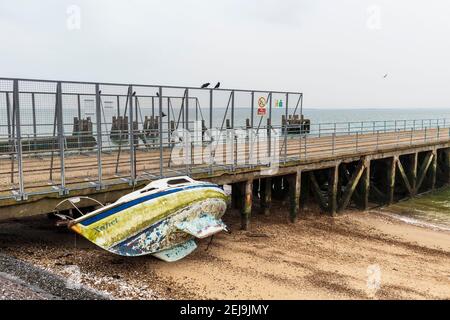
left=0, top=206, right=449, bottom=300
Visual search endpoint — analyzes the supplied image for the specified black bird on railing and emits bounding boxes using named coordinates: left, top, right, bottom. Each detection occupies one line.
left=156, top=92, right=160, bottom=97
left=201, top=83, right=210, bottom=89
left=214, top=82, right=220, bottom=89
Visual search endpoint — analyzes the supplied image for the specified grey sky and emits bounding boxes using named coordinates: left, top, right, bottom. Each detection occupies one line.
left=1, top=0, right=449, bottom=108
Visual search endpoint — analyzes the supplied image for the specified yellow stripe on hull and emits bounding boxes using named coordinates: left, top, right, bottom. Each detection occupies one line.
left=71, top=188, right=227, bottom=250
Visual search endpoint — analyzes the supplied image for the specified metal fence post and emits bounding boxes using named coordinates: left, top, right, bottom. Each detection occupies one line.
left=186, top=88, right=189, bottom=131
left=128, top=85, right=136, bottom=184
left=95, top=84, right=103, bottom=189
left=117, top=95, right=121, bottom=118
left=267, top=92, right=272, bottom=163
left=31, top=93, right=37, bottom=139
left=424, top=127, right=427, bottom=142
left=209, top=89, right=213, bottom=129
left=231, top=90, right=235, bottom=170
left=159, top=86, right=163, bottom=178
left=250, top=91, right=254, bottom=128
left=304, top=133, right=307, bottom=159
left=356, top=131, right=359, bottom=152
left=284, top=93, right=289, bottom=163
left=186, top=88, right=191, bottom=174
left=13, top=80, right=25, bottom=200
left=56, top=82, right=66, bottom=195
left=437, top=126, right=440, bottom=141
left=332, top=132, right=335, bottom=156
left=376, top=130, right=379, bottom=151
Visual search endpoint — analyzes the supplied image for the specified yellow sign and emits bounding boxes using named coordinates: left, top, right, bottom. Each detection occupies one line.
left=258, top=97, right=266, bottom=108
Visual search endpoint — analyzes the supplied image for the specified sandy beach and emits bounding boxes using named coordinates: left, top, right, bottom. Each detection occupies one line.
left=0, top=204, right=449, bottom=300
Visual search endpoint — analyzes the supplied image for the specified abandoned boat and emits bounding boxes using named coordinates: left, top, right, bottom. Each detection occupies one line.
left=66, top=176, right=228, bottom=262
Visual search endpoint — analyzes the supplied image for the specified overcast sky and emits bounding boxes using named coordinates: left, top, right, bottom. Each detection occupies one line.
left=1, top=0, right=449, bottom=108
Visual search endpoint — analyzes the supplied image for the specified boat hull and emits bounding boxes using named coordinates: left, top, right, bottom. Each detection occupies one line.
left=70, top=184, right=227, bottom=257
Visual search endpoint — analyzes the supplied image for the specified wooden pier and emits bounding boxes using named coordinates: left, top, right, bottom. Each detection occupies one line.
left=1, top=77, right=449, bottom=229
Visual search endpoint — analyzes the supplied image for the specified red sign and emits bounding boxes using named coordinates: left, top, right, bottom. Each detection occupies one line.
left=257, top=107, right=266, bottom=116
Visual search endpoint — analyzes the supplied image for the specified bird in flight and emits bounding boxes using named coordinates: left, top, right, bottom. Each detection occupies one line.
left=214, top=82, right=221, bottom=89
left=383, top=73, right=388, bottom=79
left=201, top=83, right=210, bottom=88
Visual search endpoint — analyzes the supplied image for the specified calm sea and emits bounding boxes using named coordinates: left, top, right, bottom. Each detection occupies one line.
left=2, top=106, right=450, bottom=136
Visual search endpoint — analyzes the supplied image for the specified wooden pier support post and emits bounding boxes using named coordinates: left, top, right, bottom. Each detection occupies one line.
left=328, top=165, right=339, bottom=216
left=301, top=172, right=310, bottom=210
left=241, top=179, right=253, bottom=230
left=444, top=148, right=450, bottom=184
left=431, top=149, right=437, bottom=190
left=358, top=158, right=370, bottom=210
left=259, top=178, right=272, bottom=215
left=410, top=153, right=418, bottom=195
left=387, top=157, right=396, bottom=205
left=287, top=170, right=301, bottom=223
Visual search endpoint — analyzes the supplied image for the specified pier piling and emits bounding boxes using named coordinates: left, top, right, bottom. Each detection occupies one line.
left=241, top=179, right=253, bottom=230
left=288, top=170, right=301, bottom=222
left=328, top=166, right=339, bottom=216
left=259, top=178, right=272, bottom=216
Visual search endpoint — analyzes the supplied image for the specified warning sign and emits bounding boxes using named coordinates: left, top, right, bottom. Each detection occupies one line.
left=257, top=97, right=266, bottom=116
left=258, top=97, right=267, bottom=108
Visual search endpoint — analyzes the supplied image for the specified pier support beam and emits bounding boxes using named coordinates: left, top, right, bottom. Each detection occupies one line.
left=416, top=151, right=434, bottom=192
left=409, top=153, right=418, bottom=195
left=430, top=149, right=437, bottom=190
left=338, top=158, right=366, bottom=212
left=241, top=179, right=253, bottom=230
left=328, top=165, right=339, bottom=216
left=387, top=157, right=396, bottom=205
left=287, top=170, right=301, bottom=223
left=396, top=156, right=413, bottom=197
left=259, top=178, right=272, bottom=215
left=360, top=159, right=370, bottom=210
left=309, top=171, right=327, bottom=213
left=444, top=148, right=450, bottom=184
